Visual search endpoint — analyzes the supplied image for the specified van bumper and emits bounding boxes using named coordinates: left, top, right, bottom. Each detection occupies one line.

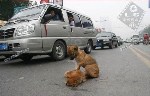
left=0, top=37, right=48, bottom=55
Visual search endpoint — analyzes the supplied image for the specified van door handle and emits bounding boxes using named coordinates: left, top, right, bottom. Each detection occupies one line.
left=63, top=26, right=66, bottom=29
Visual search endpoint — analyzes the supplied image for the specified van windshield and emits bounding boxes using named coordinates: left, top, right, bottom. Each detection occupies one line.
left=10, top=5, right=45, bottom=20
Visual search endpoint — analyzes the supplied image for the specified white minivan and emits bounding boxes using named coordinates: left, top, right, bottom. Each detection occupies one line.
left=0, top=3, right=97, bottom=61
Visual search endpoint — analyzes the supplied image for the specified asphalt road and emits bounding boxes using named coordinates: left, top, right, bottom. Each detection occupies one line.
left=0, top=43, right=150, bottom=96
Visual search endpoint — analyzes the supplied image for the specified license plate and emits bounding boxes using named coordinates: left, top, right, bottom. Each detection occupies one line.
left=0, top=43, right=8, bottom=51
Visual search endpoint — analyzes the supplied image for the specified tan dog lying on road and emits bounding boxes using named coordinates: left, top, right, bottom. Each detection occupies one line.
left=67, top=45, right=100, bottom=78
left=64, top=69, right=86, bottom=87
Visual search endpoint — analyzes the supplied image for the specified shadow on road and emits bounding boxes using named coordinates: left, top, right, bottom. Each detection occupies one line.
left=0, top=57, right=5, bottom=62
left=0, top=55, right=57, bottom=66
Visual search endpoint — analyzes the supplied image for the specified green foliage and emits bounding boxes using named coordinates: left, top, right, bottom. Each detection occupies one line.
left=0, top=0, right=14, bottom=20
left=139, top=25, right=150, bottom=37
left=0, top=0, right=29, bottom=21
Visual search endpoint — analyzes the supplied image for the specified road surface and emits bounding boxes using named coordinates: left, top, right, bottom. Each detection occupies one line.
left=0, top=43, right=150, bottom=96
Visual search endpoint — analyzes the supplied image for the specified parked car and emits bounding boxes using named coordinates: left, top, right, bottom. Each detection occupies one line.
left=0, top=3, right=97, bottom=62
left=131, top=35, right=140, bottom=45
left=94, top=32, right=118, bottom=49
left=117, top=36, right=123, bottom=46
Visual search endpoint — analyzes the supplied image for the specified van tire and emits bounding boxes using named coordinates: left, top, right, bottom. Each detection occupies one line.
left=51, top=41, right=66, bottom=61
left=20, top=54, right=33, bottom=62
left=84, top=41, right=92, bottom=54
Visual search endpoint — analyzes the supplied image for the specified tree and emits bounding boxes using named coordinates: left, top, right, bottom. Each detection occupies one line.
left=0, top=0, right=14, bottom=21
left=143, top=26, right=150, bottom=34
left=139, top=25, right=150, bottom=37
left=0, top=0, right=29, bottom=21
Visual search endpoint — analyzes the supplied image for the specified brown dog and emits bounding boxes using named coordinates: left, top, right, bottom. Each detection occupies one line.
left=67, top=45, right=100, bottom=78
left=64, top=69, right=86, bottom=87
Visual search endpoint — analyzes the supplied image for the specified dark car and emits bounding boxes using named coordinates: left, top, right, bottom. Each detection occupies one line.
left=94, top=32, right=118, bottom=49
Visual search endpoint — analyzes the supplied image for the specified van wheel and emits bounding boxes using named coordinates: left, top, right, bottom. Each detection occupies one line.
left=20, top=55, right=33, bottom=62
left=84, top=41, right=92, bottom=54
left=51, top=41, right=66, bottom=61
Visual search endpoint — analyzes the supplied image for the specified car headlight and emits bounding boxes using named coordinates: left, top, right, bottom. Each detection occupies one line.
left=15, top=24, right=35, bottom=37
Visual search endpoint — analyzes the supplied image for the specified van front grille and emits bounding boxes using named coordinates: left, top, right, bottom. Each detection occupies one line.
left=0, top=28, right=15, bottom=39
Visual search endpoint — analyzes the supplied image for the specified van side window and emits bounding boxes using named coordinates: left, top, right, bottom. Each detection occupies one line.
left=42, top=7, right=64, bottom=24
left=81, top=17, right=93, bottom=29
left=67, top=13, right=75, bottom=26
left=67, top=12, right=82, bottom=27
left=73, top=15, right=82, bottom=27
